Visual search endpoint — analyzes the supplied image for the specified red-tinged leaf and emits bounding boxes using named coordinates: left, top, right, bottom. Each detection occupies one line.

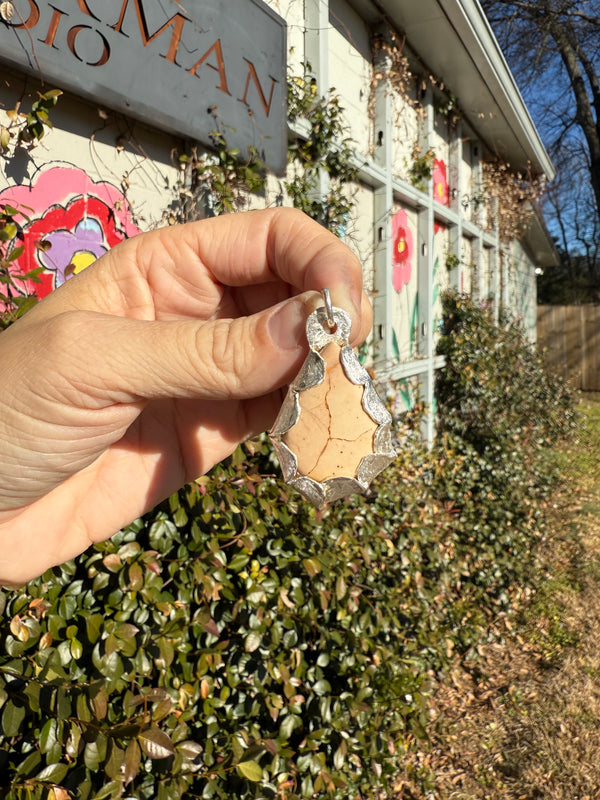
left=263, top=739, right=277, bottom=755
left=201, top=618, right=220, bottom=637
left=144, top=688, right=169, bottom=703
left=28, top=597, right=48, bottom=614
left=127, top=562, right=144, bottom=590
left=123, top=739, right=141, bottom=786
left=115, top=623, right=139, bottom=640
left=50, top=788, right=70, bottom=800
left=102, top=553, right=121, bottom=572
left=90, top=686, right=108, bottom=720
left=138, top=727, right=175, bottom=760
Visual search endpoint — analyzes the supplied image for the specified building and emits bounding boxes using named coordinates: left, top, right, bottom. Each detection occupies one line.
left=0, top=0, right=558, bottom=439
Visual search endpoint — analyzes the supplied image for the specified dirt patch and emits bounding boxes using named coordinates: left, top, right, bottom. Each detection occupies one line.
left=395, top=395, right=600, bottom=800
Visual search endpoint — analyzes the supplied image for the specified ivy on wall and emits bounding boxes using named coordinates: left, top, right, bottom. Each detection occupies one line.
left=0, top=89, right=62, bottom=157
left=285, top=70, right=358, bottom=234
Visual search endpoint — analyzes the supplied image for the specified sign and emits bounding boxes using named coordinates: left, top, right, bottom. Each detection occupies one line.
left=0, top=0, right=287, bottom=173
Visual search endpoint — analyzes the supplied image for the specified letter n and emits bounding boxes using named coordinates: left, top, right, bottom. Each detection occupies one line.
left=239, top=59, right=277, bottom=116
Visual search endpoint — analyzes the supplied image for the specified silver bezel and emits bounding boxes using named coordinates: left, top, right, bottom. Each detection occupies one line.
left=269, top=304, right=397, bottom=507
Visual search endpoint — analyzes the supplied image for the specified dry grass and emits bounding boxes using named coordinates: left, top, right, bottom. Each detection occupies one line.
left=395, top=394, right=600, bottom=800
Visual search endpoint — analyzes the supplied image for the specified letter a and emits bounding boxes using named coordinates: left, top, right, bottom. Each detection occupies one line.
left=188, top=39, right=231, bottom=96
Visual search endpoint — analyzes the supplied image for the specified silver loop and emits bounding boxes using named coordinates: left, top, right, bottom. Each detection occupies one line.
left=321, top=287, right=336, bottom=330
left=306, top=307, right=351, bottom=351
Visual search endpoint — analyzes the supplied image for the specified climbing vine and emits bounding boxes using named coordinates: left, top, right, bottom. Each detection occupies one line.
left=165, top=131, right=266, bottom=224
left=0, top=203, right=43, bottom=329
left=0, top=88, right=62, bottom=327
left=286, top=70, right=358, bottom=235
left=165, top=72, right=360, bottom=239
left=481, top=160, right=545, bottom=243
left=407, top=143, right=435, bottom=191
left=0, top=88, right=62, bottom=156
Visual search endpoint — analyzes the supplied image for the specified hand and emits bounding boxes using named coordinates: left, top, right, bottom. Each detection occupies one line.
left=0, top=208, right=371, bottom=584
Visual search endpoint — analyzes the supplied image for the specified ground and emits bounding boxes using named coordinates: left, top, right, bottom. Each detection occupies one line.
left=395, top=395, right=600, bottom=800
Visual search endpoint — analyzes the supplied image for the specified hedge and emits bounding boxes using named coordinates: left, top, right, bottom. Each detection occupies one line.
left=0, top=292, right=576, bottom=799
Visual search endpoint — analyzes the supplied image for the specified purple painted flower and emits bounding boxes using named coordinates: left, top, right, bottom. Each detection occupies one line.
left=37, top=217, right=108, bottom=286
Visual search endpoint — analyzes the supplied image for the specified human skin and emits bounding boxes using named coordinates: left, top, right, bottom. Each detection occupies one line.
left=0, top=208, right=371, bottom=584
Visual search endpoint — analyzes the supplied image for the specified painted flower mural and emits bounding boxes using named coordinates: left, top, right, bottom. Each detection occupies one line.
left=0, top=165, right=141, bottom=301
left=433, top=157, right=449, bottom=234
left=391, top=208, right=414, bottom=292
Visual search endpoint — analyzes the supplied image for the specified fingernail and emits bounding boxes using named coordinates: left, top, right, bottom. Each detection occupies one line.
left=267, top=295, right=311, bottom=351
left=330, top=284, right=361, bottom=332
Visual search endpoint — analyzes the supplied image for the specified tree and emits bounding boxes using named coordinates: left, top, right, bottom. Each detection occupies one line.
left=480, top=0, right=600, bottom=300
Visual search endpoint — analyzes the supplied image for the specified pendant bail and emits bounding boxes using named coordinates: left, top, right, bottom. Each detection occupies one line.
left=322, top=287, right=336, bottom=330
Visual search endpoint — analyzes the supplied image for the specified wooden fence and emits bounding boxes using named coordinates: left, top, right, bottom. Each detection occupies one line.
left=537, top=305, right=600, bottom=391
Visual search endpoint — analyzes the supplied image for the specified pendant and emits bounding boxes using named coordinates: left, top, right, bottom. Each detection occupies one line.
left=269, top=288, right=397, bottom=507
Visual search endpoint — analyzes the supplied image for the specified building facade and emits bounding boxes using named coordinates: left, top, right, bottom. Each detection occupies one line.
left=0, top=0, right=557, bottom=439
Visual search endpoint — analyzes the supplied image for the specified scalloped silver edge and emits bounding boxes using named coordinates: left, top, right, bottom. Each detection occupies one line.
left=269, top=304, right=397, bottom=507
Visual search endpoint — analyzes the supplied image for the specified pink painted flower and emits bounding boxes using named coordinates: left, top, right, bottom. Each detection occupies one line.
left=0, top=166, right=141, bottom=301
left=391, top=209, right=413, bottom=292
left=433, top=158, right=449, bottom=206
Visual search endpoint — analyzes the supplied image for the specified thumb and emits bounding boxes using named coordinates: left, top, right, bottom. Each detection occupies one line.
left=55, top=292, right=325, bottom=406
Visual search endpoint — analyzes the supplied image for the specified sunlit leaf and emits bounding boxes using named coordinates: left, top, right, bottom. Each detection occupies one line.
left=236, top=760, right=263, bottom=782
left=139, top=727, right=176, bottom=760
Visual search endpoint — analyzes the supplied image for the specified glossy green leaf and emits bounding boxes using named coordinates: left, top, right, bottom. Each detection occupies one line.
left=123, top=739, right=141, bottom=786
left=236, top=760, right=263, bottom=782
left=2, top=700, right=26, bottom=736
left=34, top=761, right=69, bottom=783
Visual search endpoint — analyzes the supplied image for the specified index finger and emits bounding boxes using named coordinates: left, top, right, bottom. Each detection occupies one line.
left=19, top=208, right=367, bottom=336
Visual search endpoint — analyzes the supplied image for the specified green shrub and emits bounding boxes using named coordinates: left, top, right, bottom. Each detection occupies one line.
left=0, top=440, right=438, bottom=800
left=436, top=291, right=576, bottom=451
left=0, top=292, right=577, bottom=800
left=434, top=291, right=577, bottom=613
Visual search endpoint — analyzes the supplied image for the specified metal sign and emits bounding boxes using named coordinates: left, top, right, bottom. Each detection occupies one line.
left=0, top=0, right=287, bottom=173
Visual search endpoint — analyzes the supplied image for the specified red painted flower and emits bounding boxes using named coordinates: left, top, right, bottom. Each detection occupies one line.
left=391, top=209, right=413, bottom=292
left=433, top=158, right=449, bottom=234
left=0, top=166, right=141, bottom=302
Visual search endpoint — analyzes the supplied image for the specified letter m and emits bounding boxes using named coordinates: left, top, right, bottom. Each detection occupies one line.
left=111, top=0, right=188, bottom=63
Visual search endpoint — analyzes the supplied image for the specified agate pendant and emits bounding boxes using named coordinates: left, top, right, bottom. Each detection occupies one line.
left=269, top=289, right=397, bottom=507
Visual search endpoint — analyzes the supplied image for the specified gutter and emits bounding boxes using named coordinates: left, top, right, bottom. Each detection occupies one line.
left=376, top=0, right=555, bottom=180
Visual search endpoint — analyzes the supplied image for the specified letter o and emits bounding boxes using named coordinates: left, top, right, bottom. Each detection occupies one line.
left=66, top=25, right=110, bottom=67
